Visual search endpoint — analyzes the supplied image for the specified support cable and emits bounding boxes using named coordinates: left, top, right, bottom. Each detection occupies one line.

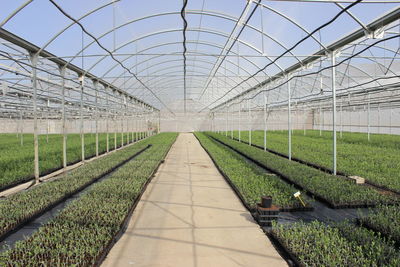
left=48, top=0, right=174, bottom=115
left=201, top=0, right=363, bottom=112
left=215, top=33, right=400, bottom=111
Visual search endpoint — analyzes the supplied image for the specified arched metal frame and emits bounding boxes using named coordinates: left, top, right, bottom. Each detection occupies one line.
left=0, top=0, right=399, bottom=116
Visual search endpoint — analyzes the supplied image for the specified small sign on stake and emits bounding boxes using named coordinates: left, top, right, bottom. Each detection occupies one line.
left=294, top=191, right=306, bottom=207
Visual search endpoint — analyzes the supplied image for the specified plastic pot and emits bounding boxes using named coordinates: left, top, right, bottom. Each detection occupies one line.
left=261, top=196, right=272, bottom=208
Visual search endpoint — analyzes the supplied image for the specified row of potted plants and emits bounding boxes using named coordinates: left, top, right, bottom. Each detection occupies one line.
left=195, top=132, right=311, bottom=210
left=207, top=132, right=396, bottom=208
left=0, top=132, right=177, bottom=266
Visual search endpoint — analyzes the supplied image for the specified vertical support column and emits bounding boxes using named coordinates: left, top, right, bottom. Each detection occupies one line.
left=389, top=107, right=392, bottom=135
left=225, top=105, right=228, bottom=137
left=248, top=99, right=251, bottom=146
left=59, top=65, right=67, bottom=170
left=238, top=101, right=241, bottom=142
left=135, top=114, right=138, bottom=141
left=29, top=53, right=40, bottom=183
left=93, top=80, right=99, bottom=157
left=340, top=99, right=343, bottom=138
left=121, top=95, right=124, bottom=147
left=230, top=105, right=233, bottom=139
left=303, top=108, right=306, bottom=135
left=126, top=99, right=129, bottom=144
left=20, top=111, right=24, bottom=146
left=158, top=111, right=161, bottom=134
left=288, top=78, right=292, bottom=161
left=105, top=87, right=109, bottom=152
left=79, top=75, right=85, bottom=161
left=331, top=52, right=337, bottom=175
left=263, top=92, right=267, bottom=151
left=114, top=113, right=117, bottom=150
left=319, top=103, right=322, bottom=136
left=377, top=103, right=380, bottom=134
left=367, top=94, right=371, bottom=141
left=46, top=99, right=49, bottom=143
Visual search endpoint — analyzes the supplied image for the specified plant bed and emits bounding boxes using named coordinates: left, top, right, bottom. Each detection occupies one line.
left=232, top=136, right=348, bottom=176
left=266, top=231, right=303, bottom=267
left=358, top=204, right=400, bottom=247
left=0, top=132, right=145, bottom=192
left=0, top=133, right=177, bottom=266
left=270, top=220, right=400, bottom=266
left=0, top=141, right=153, bottom=242
left=195, top=133, right=312, bottom=212
left=207, top=132, right=397, bottom=209
left=234, top=135, right=400, bottom=196
left=233, top=130, right=400, bottom=193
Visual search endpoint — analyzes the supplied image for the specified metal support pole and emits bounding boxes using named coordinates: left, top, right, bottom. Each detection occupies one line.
left=230, top=105, right=233, bottom=139
left=106, top=87, right=109, bottom=152
left=126, top=102, right=129, bottom=144
left=319, top=103, right=322, bottom=136
left=94, top=80, right=99, bottom=157
left=79, top=75, right=85, bottom=161
left=367, top=94, right=371, bottom=141
left=390, top=107, right=392, bottom=135
left=264, top=92, right=267, bottom=151
left=378, top=104, right=380, bottom=134
left=238, top=102, right=241, bottom=142
left=121, top=99, right=124, bottom=147
left=303, top=108, right=306, bottom=135
left=331, top=52, right=337, bottom=175
left=248, top=99, right=251, bottom=146
left=340, top=99, right=343, bottom=138
left=59, top=66, right=67, bottom=170
left=30, top=53, right=40, bottom=183
left=225, top=105, right=228, bottom=137
left=114, top=113, right=117, bottom=150
left=20, top=111, right=23, bottom=146
left=288, top=79, right=292, bottom=161
left=158, top=111, right=161, bottom=134
left=46, top=101, right=49, bottom=143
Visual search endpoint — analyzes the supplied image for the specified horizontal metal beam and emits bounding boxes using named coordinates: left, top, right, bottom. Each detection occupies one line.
left=212, top=6, right=400, bottom=110
left=0, top=28, right=158, bottom=111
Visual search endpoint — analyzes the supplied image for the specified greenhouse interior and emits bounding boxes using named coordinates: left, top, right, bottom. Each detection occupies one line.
left=0, top=0, right=400, bottom=266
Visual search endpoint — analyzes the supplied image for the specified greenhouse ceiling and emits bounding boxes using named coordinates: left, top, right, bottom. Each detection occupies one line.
left=0, top=0, right=399, bottom=116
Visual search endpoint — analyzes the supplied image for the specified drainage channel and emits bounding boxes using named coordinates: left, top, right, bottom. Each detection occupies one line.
left=0, top=144, right=151, bottom=252
left=205, top=135, right=371, bottom=225
left=229, top=136, right=400, bottom=197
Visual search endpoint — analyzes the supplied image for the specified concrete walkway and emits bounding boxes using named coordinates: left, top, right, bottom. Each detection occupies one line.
left=102, top=133, right=287, bottom=267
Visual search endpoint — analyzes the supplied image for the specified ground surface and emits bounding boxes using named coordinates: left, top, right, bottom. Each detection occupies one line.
left=102, top=133, right=286, bottom=267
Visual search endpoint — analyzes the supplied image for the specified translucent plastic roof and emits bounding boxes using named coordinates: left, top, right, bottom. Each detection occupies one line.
left=1, top=0, right=399, bottom=115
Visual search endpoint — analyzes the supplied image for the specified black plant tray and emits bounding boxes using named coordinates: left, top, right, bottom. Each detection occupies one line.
left=266, top=231, right=303, bottom=267
left=208, top=134, right=393, bottom=210
left=0, top=136, right=147, bottom=193
left=94, top=135, right=177, bottom=266
left=231, top=137, right=400, bottom=197
left=357, top=219, right=400, bottom=248
left=0, top=144, right=152, bottom=243
left=232, top=137, right=347, bottom=176
left=363, top=180, right=400, bottom=195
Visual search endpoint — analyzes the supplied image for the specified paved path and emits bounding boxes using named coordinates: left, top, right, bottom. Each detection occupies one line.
left=102, top=133, right=287, bottom=267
